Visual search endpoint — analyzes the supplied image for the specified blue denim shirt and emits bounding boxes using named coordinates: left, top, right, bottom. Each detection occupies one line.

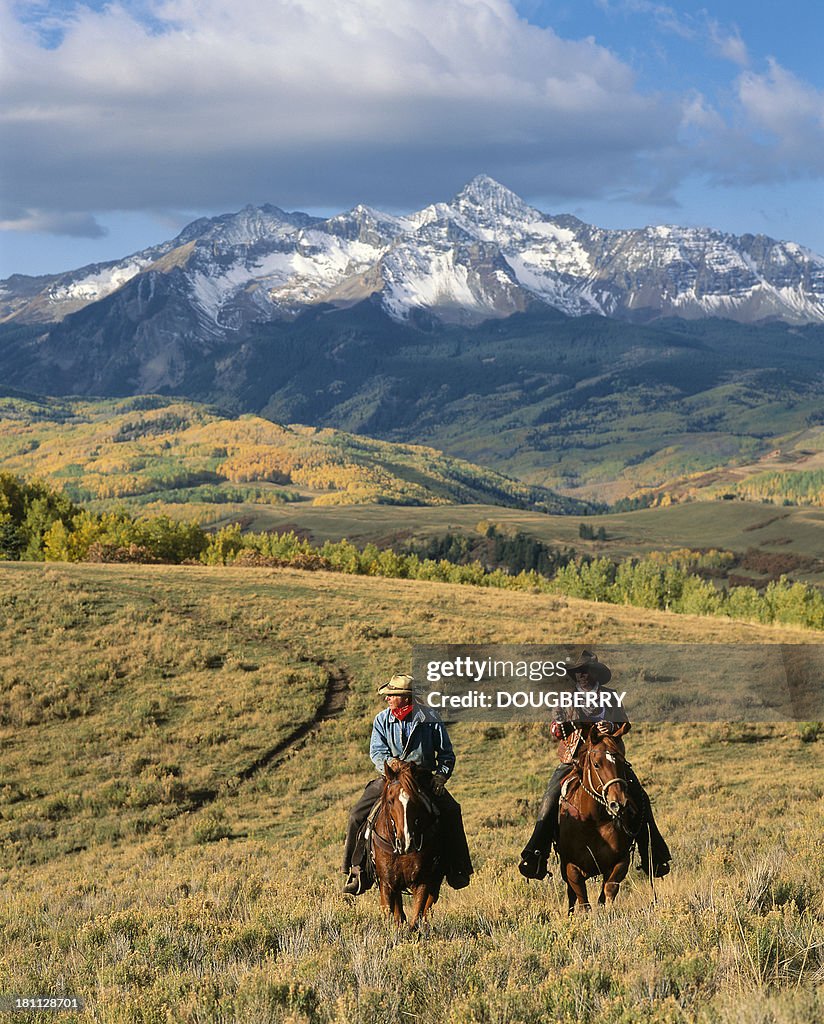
left=370, top=705, right=456, bottom=779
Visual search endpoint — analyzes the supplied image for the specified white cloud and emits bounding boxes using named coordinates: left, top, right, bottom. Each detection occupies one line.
left=595, top=0, right=698, bottom=41
left=0, top=0, right=675, bottom=218
left=600, top=2, right=750, bottom=68
left=3, top=0, right=823, bottom=238
left=738, top=60, right=824, bottom=152
left=707, top=20, right=749, bottom=68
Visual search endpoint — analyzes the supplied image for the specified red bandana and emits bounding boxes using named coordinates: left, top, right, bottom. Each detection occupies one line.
left=391, top=703, right=415, bottom=721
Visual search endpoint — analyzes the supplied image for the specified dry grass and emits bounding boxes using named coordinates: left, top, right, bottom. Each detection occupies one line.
left=0, top=562, right=822, bottom=1023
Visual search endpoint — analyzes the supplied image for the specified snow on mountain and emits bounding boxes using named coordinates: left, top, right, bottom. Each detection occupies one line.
left=3, top=175, right=824, bottom=331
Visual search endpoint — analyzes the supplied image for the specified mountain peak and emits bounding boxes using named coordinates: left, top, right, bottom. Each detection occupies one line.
left=457, top=173, right=515, bottom=197
left=452, top=175, right=539, bottom=225
left=3, top=177, right=824, bottom=335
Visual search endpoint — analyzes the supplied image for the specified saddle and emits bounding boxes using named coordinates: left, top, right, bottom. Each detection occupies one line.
left=364, top=798, right=383, bottom=848
left=558, top=764, right=583, bottom=820
left=353, top=799, right=382, bottom=886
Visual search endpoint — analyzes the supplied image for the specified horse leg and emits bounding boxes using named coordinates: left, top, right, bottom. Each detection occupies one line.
left=601, top=858, right=630, bottom=906
left=565, top=863, right=590, bottom=914
left=408, top=884, right=431, bottom=930
left=561, top=860, right=578, bottom=914
left=391, top=888, right=406, bottom=926
left=379, top=879, right=405, bottom=926
left=422, top=890, right=437, bottom=919
left=378, top=879, right=392, bottom=919
left=566, top=882, right=577, bottom=916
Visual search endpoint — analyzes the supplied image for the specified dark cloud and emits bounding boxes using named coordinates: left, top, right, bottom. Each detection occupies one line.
left=0, top=0, right=678, bottom=219
left=1, top=0, right=822, bottom=236
left=0, top=207, right=107, bottom=237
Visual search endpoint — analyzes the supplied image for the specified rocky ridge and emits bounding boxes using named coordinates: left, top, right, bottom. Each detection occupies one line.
left=3, top=176, right=824, bottom=336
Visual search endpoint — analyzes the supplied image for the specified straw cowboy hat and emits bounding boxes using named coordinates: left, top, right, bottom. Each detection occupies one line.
left=563, top=649, right=612, bottom=686
left=377, top=673, right=419, bottom=697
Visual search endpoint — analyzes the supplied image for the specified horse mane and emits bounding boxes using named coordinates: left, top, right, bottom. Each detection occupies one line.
left=584, top=729, right=626, bottom=756
left=383, top=760, right=423, bottom=798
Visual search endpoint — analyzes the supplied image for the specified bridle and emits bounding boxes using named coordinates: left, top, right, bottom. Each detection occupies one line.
left=373, top=777, right=435, bottom=855
left=577, top=738, right=639, bottom=837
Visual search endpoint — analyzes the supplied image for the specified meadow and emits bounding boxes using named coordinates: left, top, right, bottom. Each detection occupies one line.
left=199, top=500, right=824, bottom=589
left=1, top=562, right=822, bottom=1023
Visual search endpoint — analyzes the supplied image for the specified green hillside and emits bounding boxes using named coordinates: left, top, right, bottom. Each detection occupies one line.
left=637, top=424, right=824, bottom=507
left=236, top=309, right=824, bottom=502
left=1, top=563, right=822, bottom=1023
left=184, top=499, right=824, bottom=589
left=5, top=307, right=824, bottom=504
left=0, top=392, right=581, bottom=515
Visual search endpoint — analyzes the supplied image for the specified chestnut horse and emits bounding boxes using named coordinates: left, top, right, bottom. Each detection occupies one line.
left=557, top=726, right=641, bottom=914
left=370, top=760, right=443, bottom=927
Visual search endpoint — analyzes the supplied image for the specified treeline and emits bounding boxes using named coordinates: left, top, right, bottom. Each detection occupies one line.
left=720, top=469, right=824, bottom=506
left=408, top=524, right=577, bottom=576
left=126, top=484, right=301, bottom=507
left=0, top=474, right=77, bottom=560
left=2, top=474, right=823, bottom=630
left=552, top=557, right=824, bottom=628
left=611, top=467, right=824, bottom=510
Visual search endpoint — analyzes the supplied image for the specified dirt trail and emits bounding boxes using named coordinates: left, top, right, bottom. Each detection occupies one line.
left=62, top=661, right=352, bottom=853
left=232, top=663, right=351, bottom=784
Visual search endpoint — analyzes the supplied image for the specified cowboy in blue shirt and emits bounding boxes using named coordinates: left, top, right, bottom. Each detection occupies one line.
left=342, top=673, right=473, bottom=895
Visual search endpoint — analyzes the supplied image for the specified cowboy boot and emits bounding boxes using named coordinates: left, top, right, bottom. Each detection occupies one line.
left=342, top=866, right=369, bottom=896
left=518, top=815, right=554, bottom=879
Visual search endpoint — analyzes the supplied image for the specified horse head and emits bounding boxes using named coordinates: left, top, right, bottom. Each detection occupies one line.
left=582, top=730, right=632, bottom=822
left=382, top=760, right=434, bottom=855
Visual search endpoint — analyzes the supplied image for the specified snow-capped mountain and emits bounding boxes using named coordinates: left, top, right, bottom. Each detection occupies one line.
left=3, top=176, right=824, bottom=335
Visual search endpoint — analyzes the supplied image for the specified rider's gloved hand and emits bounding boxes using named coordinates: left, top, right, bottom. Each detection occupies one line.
left=385, top=757, right=403, bottom=772
left=431, top=774, right=447, bottom=795
left=596, top=721, right=615, bottom=735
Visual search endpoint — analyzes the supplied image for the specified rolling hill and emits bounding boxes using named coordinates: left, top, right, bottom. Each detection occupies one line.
left=0, top=392, right=582, bottom=514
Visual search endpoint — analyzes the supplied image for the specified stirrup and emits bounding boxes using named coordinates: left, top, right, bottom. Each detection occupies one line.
left=518, top=849, right=550, bottom=880
left=342, top=867, right=368, bottom=896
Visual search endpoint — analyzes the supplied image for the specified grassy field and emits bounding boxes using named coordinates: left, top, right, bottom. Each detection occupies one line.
left=197, top=499, right=824, bottom=587
left=1, top=562, right=822, bottom=1023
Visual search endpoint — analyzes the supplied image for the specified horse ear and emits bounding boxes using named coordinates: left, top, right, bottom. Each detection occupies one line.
left=384, top=761, right=397, bottom=780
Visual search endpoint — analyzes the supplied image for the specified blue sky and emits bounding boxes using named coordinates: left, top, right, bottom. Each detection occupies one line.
left=1, top=0, right=823, bottom=278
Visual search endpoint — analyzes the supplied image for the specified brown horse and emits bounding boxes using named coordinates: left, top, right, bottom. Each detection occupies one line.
left=557, top=726, right=641, bottom=914
left=370, top=760, right=443, bottom=928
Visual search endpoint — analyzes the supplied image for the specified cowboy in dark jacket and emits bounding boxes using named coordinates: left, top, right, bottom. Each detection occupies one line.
left=518, top=649, right=672, bottom=881
left=342, top=673, right=473, bottom=895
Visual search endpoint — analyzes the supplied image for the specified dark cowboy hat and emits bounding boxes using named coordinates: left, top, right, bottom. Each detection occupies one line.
left=563, top=648, right=612, bottom=686
left=377, top=673, right=419, bottom=698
